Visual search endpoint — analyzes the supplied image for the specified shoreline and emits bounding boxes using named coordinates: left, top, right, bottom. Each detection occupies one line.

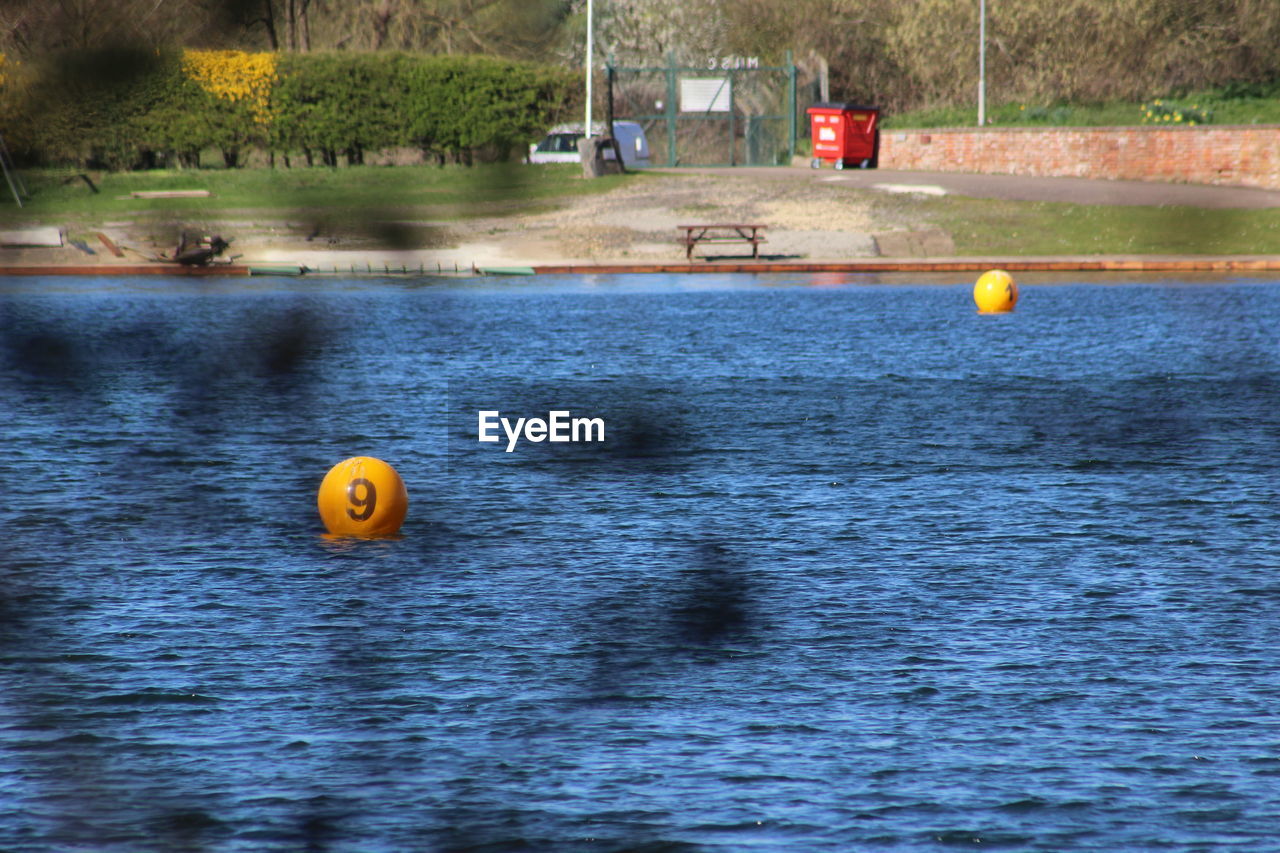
left=3, top=255, right=1280, bottom=278
left=6, top=167, right=1280, bottom=278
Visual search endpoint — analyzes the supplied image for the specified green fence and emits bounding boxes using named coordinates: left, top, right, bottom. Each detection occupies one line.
left=609, top=53, right=796, bottom=167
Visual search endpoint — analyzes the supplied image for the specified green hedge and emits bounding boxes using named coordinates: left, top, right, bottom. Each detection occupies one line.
left=3, top=50, right=578, bottom=169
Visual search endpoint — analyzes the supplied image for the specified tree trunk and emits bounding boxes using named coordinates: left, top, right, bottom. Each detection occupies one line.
left=287, top=0, right=298, bottom=50
left=261, top=0, right=279, bottom=50
left=372, top=0, right=393, bottom=49
left=300, top=0, right=312, bottom=50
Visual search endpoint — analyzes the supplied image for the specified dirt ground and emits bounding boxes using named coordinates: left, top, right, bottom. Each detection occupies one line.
left=236, top=169, right=913, bottom=271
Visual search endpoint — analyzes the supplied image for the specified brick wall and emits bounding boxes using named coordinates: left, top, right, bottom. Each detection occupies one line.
left=877, top=125, right=1280, bottom=191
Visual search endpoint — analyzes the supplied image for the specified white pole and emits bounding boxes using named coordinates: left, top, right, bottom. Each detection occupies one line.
left=978, top=0, right=986, bottom=127
left=585, top=0, right=594, bottom=135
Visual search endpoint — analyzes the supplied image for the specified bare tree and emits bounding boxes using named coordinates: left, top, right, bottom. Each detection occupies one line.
left=0, top=0, right=297, bottom=56
left=0, top=0, right=191, bottom=55
left=3, top=0, right=1277, bottom=116
left=295, top=0, right=569, bottom=55
left=583, top=0, right=728, bottom=66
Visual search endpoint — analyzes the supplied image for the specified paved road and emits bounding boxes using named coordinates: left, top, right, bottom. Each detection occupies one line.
left=675, top=166, right=1280, bottom=209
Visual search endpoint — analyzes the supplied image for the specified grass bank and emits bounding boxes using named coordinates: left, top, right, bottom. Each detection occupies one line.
left=884, top=84, right=1280, bottom=129
left=0, top=163, right=633, bottom=227
left=889, top=194, right=1280, bottom=256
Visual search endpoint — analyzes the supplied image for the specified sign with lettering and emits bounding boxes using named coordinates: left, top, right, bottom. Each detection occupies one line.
left=680, top=78, right=731, bottom=113
left=708, top=56, right=760, bottom=70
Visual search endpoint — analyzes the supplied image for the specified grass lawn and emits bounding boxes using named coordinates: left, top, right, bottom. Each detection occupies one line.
left=0, top=162, right=633, bottom=227
left=883, top=85, right=1280, bottom=129
left=894, top=194, right=1280, bottom=256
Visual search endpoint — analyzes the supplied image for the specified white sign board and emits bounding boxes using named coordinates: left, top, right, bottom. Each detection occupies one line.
left=0, top=227, right=62, bottom=247
left=680, top=78, right=731, bottom=113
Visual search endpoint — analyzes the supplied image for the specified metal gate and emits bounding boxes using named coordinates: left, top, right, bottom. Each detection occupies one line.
left=607, top=53, right=796, bottom=167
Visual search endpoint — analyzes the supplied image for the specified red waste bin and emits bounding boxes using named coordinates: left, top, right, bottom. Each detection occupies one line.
left=806, top=103, right=879, bottom=170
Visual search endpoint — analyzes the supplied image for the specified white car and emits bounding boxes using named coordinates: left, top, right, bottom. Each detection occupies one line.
left=528, top=121, right=651, bottom=167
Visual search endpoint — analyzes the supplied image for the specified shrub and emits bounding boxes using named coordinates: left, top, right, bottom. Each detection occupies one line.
left=3, top=49, right=577, bottom=169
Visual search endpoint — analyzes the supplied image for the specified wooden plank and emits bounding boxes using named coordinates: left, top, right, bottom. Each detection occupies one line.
left=685, top=237, right=769, bottom=244
left=2, top=257, right=1279, bottom=279
left=532, top=258, right=1280, bottom=275
left=96, top=232, right=125, bottom=257
left=121, top=190, right=213, bottom=199
left=0, top=263, right=251, bottom=276
left=677, top=224, right=767, bottom=229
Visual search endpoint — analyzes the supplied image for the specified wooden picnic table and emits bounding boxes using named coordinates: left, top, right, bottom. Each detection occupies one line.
left=678, top=223, right=767, bottom=261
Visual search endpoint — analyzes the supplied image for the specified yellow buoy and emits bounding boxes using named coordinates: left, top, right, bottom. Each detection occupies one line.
left=317, top=456, right=408, bottom=537
left=973, top=269, right=1018, bottom=313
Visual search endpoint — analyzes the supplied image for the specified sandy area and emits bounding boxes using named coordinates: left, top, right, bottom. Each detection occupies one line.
left=248, top=170, right=898, bottom=270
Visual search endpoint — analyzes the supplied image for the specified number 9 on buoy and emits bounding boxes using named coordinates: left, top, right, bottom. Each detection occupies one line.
left=317, top=456, right=408, bottom=537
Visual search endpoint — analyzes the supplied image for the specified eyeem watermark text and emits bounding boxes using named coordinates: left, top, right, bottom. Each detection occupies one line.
left=478, top=410, right=605, bottom=452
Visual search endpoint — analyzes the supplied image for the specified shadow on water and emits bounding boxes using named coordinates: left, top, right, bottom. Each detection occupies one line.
left=0, top=295, right=361, bottom=850
left=166, top=301, right=331, bottom=404
left=572, top=539, right=764, bottom=701
left=0, top=296, right=342, bottom=531
left=0, top=297, right=329, bottom=390
left=1001, top=285, right=1280, bottom=469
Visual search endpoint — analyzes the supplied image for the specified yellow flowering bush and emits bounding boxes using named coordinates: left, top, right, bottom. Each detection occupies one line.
left=181, top=50, right=277, bottom=124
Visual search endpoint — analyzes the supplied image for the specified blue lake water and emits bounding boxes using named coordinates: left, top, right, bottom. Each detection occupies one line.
left=2, top=272, right=1279, bottom=851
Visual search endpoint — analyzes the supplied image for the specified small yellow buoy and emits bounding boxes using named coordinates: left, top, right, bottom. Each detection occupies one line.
left=317, top=456, right=408, bottom=537
left=973, top=269, right=1018, bottom=313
